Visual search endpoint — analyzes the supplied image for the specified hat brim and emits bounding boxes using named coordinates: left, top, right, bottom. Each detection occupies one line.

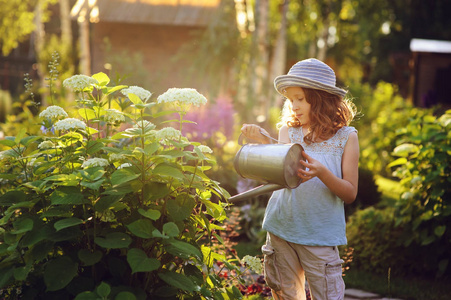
left=274, top=75, right=347, bottom=98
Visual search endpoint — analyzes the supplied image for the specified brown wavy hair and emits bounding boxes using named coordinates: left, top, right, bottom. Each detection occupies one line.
left=278, top=88, right=357, bottom=144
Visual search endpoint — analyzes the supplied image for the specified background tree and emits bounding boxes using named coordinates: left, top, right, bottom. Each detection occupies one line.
left=0, top=0, right=37, bottom=56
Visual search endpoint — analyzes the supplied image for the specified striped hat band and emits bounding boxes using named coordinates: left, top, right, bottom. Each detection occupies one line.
left=274, top=58, right=347, bottom=97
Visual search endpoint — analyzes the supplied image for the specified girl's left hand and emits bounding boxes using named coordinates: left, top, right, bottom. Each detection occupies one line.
left=297, top=151, right=325, bottom=182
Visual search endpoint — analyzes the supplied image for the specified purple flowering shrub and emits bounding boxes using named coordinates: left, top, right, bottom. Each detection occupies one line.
left=182, top=96, right=235, bottom=145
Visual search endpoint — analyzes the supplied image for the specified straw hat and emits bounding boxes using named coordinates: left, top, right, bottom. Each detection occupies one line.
left=274, top=58, right=347, bottom=97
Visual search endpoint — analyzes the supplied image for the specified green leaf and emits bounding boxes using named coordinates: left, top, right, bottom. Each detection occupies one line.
left=0, top=267, right=14, bottom=289
left=0, top=190, right=27, bottom=206
left=104, top=85, right=127, bottom=95
left=94, top=195, right=123, bottom=212
left=110, top=168, right=140, bottom=187
left=96, top=282, right=111, bottom=297
left=20, top=135, right=40, bottom=146
left=50, top=187, right=87, bottom=205
left=434, top=225, right=446, bottom=237
left=59, top=132, right=84, bottom=147
left=128, top=93, right=143, bottom=105
left=21, top=224, right=53, bottom=247
left=144, top=182, right=171, bottom=201
left=115, top=292, right=137, bottom=300
left=184, top=263, right=204, bottom=286
left=85, top=127, right=99, bottom=135
left=86, top=140, right=105, bottom=155
left=0, top=139, right=16, bottom=147
left=12, top=218, right=33, bottom=234
left=151, top=229, right=166, bottom=239
left=158, top=271, right=197, bottom=292
left=95, top=232, right=132, bottom=249
left=15, top=128, right=27, bottom=144
left=41, top=207, right=73, bottom=218
left=54, top=218, right=83, bottom=231
left=167, top=194, right=196, bottom=222
left=127, top=248, right=160, bottom=274
left=30, top=240, right=54, bottom=262
left=392, top=143, right=419, bottom=157
left=33, top=161, right=59, bottom=175
left=144, top=142, right=159, bottom=156
left=387, top=157, right=408, bottom=168
left=133, top=103, right=146, bottom=109
left=78, top=249, right=103, bottom=266
left=126, top=219, right=154, bottom=238
left=81, top=179, right=105, bottom=190
left=421, top=235, right=436, bottom=246
left=138, top=208, right=161, bottom=220
left=163, top=222, right=179, bottom=237
left=44, top=256, right=78, bottom=291
left=92, top=72, right=110, bottom=86
left=13, top=264, right=32, bottom=281
left=153, top=163, right=185, bottom=180
left=78, top=108, right=97, bottom=121
left=166, top=240, right=202, bottom=261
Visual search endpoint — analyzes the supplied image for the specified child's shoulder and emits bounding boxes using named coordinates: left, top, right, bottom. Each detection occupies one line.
left=334, top=126, right=357, bottom=143
left=337, top=126, right=357, bottom=136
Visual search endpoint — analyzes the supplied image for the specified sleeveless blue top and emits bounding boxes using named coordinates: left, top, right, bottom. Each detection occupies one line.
left=262, top=126, right=357, bottom=246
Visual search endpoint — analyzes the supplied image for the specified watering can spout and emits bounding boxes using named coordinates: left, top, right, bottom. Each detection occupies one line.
left=228, top=183, right=284, bottom=203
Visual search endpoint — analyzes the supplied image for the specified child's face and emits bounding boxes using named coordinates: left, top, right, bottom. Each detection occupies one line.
left=284, top=87, right=311, bottom=127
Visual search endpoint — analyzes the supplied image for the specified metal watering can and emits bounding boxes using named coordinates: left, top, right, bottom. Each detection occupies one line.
left=229, top=134, right=306, bottom=203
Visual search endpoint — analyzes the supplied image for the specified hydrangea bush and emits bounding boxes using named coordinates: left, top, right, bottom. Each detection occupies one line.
left=0, top=72, right=255, bottom=299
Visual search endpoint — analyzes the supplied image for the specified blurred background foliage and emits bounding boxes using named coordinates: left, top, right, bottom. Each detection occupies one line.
left=1, top=0, right=451, bottom=298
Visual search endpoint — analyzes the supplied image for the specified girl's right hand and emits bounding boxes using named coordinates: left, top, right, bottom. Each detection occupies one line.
left=241, top=124, right=271, bottom=144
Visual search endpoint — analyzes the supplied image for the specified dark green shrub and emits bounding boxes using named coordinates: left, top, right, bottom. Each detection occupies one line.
left=346, top=207, right=408, bottom=276
left=347, top=109, right=451, bottom=278
left=353, top=82, right=417, bottom=177
left=389, top=109, right=451, bottom=277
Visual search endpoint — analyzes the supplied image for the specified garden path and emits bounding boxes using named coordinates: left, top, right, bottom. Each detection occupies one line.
left=344, top=288, right=404, bottom=300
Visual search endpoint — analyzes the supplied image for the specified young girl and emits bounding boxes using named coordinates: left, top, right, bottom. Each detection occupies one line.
left=241, top=58, right=359, bottom=300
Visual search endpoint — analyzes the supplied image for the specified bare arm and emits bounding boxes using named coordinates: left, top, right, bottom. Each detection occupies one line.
left=240, top=124, right=274, bottom=144
left=297, top=132, right=359, bottom=204
left=278, top=125, right=290, bottom=144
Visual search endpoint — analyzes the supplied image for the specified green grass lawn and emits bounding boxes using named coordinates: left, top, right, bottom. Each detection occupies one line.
left=344, top=268, right=451, bottom=300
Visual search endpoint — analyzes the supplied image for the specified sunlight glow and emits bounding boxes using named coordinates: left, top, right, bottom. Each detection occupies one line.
left=381, top=21, right=391, bottom=35
left=120, top=0, right=219, bottom=7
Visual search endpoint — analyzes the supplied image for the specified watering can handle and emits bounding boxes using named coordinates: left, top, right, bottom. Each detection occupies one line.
left=238, top=130, right=279, bottom=146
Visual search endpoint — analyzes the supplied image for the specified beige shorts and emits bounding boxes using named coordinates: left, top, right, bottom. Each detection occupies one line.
left=262, top=233, right=345, bottom=300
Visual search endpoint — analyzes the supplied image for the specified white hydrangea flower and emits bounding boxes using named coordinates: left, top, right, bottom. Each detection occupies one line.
left=39, top=105, right=68, bottom=120
left=157, top=88, right=207, bottom=108
left=117, top=163, right=132, bottom=169
left=121, top=86, right=152, bottom=101
left=54, top=118, right=87, bottom=131
left=242, top=255, right=263, bottom=274
left=38, top=140, right=54, bottom=149
left=155, top=127, right=182, bottom=140
left=133, top=120, right=155, bottom=130
left=63, top=75, right=98, bottom=92
left=109, top=153, right=125, bottom=162
left=104, top=109, right=125, bottom=123
left=82, top=158, right=109, bottom=168
left=197, top=145, right=212, bottom=153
